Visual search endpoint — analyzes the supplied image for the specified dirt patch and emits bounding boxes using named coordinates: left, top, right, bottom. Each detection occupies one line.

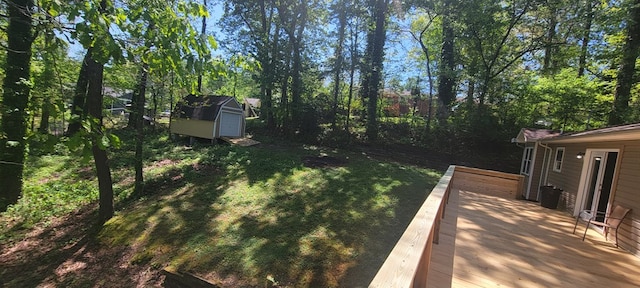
left=301, top=155, right=348, bottom=168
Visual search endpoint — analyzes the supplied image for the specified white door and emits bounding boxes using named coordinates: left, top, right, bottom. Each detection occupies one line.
left=579, top=151, right=618, bottom=223
left=219, top=112, right=242, bottom=137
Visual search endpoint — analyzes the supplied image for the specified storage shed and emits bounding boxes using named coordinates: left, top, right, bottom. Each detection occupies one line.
left=170, top=95, right=245, bottom=139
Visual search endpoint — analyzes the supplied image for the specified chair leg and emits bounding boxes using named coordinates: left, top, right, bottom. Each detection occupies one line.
left=614, top=228, right=619, bottom=248
left=573, top=217, right=580, bottom=234
left=582, top=221, right=590, bottom=241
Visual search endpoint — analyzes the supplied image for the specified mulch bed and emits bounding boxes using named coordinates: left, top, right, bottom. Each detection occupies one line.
left=301, top=155, right=348, bottom=168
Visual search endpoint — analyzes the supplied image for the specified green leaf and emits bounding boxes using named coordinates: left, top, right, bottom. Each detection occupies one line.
left=99, top=135, right=110, bottom=150
left=107, top=133, right=121, bottom=149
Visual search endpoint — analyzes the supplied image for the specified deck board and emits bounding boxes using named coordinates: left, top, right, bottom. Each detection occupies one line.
left=428, top=188, right=640, bottom=288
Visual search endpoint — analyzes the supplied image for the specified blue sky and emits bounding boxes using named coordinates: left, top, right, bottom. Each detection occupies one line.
left=67, top=2, right=426, bottom=92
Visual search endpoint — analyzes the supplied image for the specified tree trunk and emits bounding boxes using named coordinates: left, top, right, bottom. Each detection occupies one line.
left=578, top=0, right=595, bottom=77
left=331, top=0, right=347, bottom=130
left=543, top=6, right=557, bottom=73
left=39, top=31, right=56, bottom=134
left=609, top=0, right=640, bottom=125
left=0, top=0, right=34, bottom=210
left=197, top=0, right=207, bottom=92
left=364, top=0, right=388, bottom=141
left=280, top=42, right=290, bottom=131
left=285, top=2, right=307, bottom=131
left=437, top=0, right=455, bottom=121
left=134, top=63, right=149, bottom=196
left=345, top=20, right=360, bottom=134
left=127, top=82, right=139, bottom=129
left=413, top=25, right=435, bottom=133
left=67, top=50, right=91, bottom=135
left=85, top=51, right=114, bottom=223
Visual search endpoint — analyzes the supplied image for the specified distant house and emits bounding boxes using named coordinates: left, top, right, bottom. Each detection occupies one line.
left=243, top=98, right=260, bottom=117
left=381, top=89, right=435, bottom=117
left=103, top=87, right=133, bottom=116
left=170, top=95, right=245, bottom=139
left=514, top=123, right=640, bottom=256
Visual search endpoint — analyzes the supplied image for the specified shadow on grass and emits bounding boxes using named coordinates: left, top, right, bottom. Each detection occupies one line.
left=4, top=137, right=441, bottom=287
left=0, top=205, right=111, bottom=287
left=100, top=144, right=440, bottom=287
left=223, top=159, right=440, bottom=287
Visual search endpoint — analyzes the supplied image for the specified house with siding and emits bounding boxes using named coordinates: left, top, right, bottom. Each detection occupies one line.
left=515, top=123, right=640, bottom=257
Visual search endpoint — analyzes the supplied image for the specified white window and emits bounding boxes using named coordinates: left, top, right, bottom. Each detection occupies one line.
left=553, top=147, right=565, bottom=172
left=521, top=146, right=534, bottom=175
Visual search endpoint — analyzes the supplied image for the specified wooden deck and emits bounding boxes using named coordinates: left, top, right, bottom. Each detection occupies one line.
left=428, top=188, right=640, bottom=288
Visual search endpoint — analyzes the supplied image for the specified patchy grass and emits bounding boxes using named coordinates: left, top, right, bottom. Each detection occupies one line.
left=1, top=129, right=442, bottom=287
left=2, top=155, right=97, bottom=231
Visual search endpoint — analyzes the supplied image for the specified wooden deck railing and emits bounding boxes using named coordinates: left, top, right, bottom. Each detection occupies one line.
left=369, top=165, right=524, bottom=288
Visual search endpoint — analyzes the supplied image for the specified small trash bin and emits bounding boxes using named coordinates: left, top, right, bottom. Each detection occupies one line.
left=540, top=186, right=562, bottom=209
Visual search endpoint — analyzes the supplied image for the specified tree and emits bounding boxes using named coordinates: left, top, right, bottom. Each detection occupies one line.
left=330, top=0, right=347, bottom=130
left=609, top=0, right=640, bottom=125
left=276, top=0, right=309, bottom=129
left=222, top=0, right=280, bottom=128
left=344, top=3, right=366, bottom=134
left=0, top=0, right=35, bottom=210
left=361, top=0, right=389, bottom=141
left=437, top=0, right=456, bottom=121
left=408, top=9, right=438, bottom=131
left=72, top=0, right=120, bottom=222
left=66, top=52, right=90, bottom=136
left=459, top=0, right=541, bottom=108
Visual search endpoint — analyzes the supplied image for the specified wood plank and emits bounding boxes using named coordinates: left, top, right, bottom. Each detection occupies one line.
left=369, top=166, right=455, bottom=287
left=433, top=189, right=640, bottom=288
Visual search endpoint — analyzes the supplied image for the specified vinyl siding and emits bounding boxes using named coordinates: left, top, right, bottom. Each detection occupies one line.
left=170, top=119, right=215, bottom=139
left=612, top=142, right=640, bottom=257
left=546, top=140, right=640, bottom=257
left=546, top=144, right=590, bottom=212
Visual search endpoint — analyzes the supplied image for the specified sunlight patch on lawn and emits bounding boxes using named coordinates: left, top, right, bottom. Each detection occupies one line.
left=94, top=146, right=442, bottom=287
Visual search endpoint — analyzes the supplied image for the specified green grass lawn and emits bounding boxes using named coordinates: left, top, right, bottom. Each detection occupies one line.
left=1, top=130, right=442, bottom=287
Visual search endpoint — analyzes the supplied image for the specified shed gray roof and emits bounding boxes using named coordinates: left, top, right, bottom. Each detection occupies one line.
left=175, top=95, right=235, bottom=121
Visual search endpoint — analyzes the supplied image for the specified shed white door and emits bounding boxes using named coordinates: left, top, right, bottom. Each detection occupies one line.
left=219, top=112, right=242, bottom=137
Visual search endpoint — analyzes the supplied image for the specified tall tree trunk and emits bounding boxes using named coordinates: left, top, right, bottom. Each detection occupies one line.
left=543, top=6, right=558, bottom=73
left=285, top=2, right=307, bottom=131
left=84, top=50, right=114, bottom=223
left=466, top=79, right=475, bottom=110
left=363, top=0, right=388, bottom=141
left=437, top=0, right=455, bottom=122
left=0, top=0, right=34, bottom=210
left=609, top=0, right=640, bottom=125
left=332, top=0, right=347, bottom=130
left=345, top=20, right=359, bottom=134
left=412, top=24, right=435, bottom=133
left=67, top=51, right=91, bottom=135
left=257, top=0, right=276, bottom=129
left=39, top=32, right=55, bottom=134
left=197, top=0, right=207, bottom=92
left=134, top=63, right=149, bottom=196
left=280, top=42, right=290, bottom=131
left=578, top=0, right=595, bottom=77
left=127, top=82, right=139, bottom=129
